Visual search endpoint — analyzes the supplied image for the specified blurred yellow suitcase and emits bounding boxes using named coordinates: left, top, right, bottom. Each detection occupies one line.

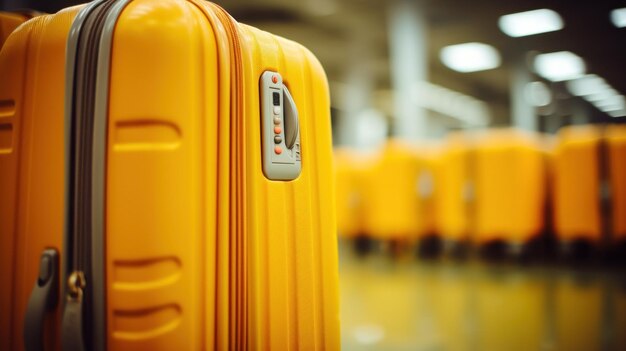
left=334, top=148, right=374, bottom=239
left=0, top=1, right=339, bottom=350
left=473, top=129, right=547, bottom=250
left=552, top=126, right=603, bottom=246
left=605, top=125, right=626, bottom=244
left=433, top=132, right=473, bottom=252
left=361, top=140, right=437, bottom=243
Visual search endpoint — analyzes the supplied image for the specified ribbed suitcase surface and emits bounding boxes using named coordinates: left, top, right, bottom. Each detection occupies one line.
left=0, top=1, right=339, bottom=350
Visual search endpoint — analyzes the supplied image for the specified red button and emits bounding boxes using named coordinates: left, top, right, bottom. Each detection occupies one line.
left=274, top=126, right=282, bottom=134
left=274, top=146, right=283, bottom=154
left=272, top=75, right=278, bottom=84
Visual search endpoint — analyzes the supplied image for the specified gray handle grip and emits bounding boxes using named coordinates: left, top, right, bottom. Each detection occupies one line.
left=24, top=249, right=59, bottom=351
left=282, top=85, right=299, bottom=150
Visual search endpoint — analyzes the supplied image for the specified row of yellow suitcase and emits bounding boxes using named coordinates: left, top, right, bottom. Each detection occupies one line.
left=0, top=3, right=339, bottom=350
left=335, top=125, right=626, bottom=249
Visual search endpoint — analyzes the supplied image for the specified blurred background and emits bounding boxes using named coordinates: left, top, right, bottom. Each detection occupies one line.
left=3, top=0, right=626, bottom=349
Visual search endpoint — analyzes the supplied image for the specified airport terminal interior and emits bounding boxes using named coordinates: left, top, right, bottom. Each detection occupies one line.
left=2, top=0, right=626, bottom=350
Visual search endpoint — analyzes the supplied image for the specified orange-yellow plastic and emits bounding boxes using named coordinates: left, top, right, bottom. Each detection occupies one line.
left=0, top=1, right=339, bottom=350
left=433, top=132, right=472, bottom=243
left=473, top=129, right=547, bottom=244
left=0, top=7, right=78, bottom=350
left=334, top=148, right=376, bottom=238
left=238, top=23, right=340, bottom=350
left=605, top=125, right=626, bottom=241
left=361, top=140, right=438, bottom=241
left=552, top=126, right=602, bottom=242
left=0, top=12, right=28, bottom=49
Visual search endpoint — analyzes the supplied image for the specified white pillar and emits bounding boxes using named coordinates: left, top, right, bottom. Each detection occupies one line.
left=510, top=60, right=537, bottom=131
left=388, top=0, right=428, bottom=139
left=336, top=26, right=378, bottom=147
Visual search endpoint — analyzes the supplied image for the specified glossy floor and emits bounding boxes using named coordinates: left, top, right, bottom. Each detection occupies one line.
left=338, top=243, right=626, bottom=351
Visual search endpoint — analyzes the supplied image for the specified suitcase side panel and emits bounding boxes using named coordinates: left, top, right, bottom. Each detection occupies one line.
left=0, top=9, right=75, bottom=349
left=105, top=1, right=220, bottom=349
left=434, top=140, right=471, bottom=241
left=0, top=17, right=31, bottom=349
left=553, top=127, right=602, bottom=241
left=0, top=13, right=27, bottom=49
left=362, top=144, right=422, bottom=240
left=606, top=125, right=626, bottom=240
left=334, top=149, right=373, bottom=238
left=239, top=25, right=340, bottom=350
left=474, top=134, right=546, bottom=244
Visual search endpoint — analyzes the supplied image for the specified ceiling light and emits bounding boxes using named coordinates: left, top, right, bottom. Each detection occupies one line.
left=534, top=51, right=585, bottom=81
left=440, top=42, right=501, bottom=73
left=498, top=9, right=564, bottom=37
left=611, top=8, right=626, bottom=28
left=566, top=74, right=608, bottom=97
left=565, top=74, right=626, bottom=117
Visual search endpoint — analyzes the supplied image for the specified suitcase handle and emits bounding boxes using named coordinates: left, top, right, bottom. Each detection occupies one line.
left=282, top=84, right=299, bottom=150
left=23, top=249, right=59, bottom=351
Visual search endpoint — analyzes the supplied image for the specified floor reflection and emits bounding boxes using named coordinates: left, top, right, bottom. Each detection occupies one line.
left=338, top=242, right=626, bottom=351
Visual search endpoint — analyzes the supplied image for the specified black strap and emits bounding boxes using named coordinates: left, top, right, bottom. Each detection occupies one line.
left=23, top=249, right=59, bottom=351
left=61, top=296, right=86, bottom=351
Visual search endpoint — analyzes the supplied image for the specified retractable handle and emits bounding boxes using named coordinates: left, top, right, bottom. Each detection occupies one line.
left=24, top=249, right=59, bottom=351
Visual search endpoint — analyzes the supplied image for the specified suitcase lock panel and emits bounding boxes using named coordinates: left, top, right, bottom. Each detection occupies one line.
left=260, top=71, right=302, bottom=180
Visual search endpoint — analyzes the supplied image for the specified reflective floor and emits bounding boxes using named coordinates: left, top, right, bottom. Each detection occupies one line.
left=338, top=242, right=626, bottom=351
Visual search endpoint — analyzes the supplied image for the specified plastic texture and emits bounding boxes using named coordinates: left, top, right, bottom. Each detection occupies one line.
left=0, top=1, right=339, bottom=350
left=552, top=126, right=603, bottom=242
left=472, top=128, right=547, bottom=244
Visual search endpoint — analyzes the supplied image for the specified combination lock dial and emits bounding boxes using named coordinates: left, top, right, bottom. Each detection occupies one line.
left=260, top=71, right=301, bottom=181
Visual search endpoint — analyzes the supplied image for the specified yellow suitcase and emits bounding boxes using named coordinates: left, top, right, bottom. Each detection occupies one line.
left=605, top=125, right=626, bottom=245
left=473, top=129, right=547, bottom=252
left=552, top=126, right=603, bottom=248
left=334, top=148, right=374, bottom=239
left=361, top=140, right=437, bottom=245
left=433, top=132, right=473, bottom=254
left=0, top=1, right=339, bottom=350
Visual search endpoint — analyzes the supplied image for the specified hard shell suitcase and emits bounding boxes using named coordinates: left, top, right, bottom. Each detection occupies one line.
left=472, top=129, right=547, bottom=248
left=361, top=140, right=437, bottom=242
left=334, top=148, right=374, bottom=239
left=552, top=126, right=603, bottom=245
left=433, top=132, right=472, bottom=252
left=605, top=125, right=626, bottom=244
left=0, top=1, right=340, bottom=350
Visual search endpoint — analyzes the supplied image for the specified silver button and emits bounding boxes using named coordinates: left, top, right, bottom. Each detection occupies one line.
left=273, top=117, right=281, bottom=125
left=274, top=135, right=282, bottom=144
left=273, top=106, right=281, bottom=115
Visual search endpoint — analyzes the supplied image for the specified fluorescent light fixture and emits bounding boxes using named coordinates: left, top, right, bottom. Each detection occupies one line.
left=611, top=8, right=626, bottom=28
left=565, top=74, right=626, bottom=117
left=566, top=74, right=608, bottom=97
left=608, top=110, right=626, bottom=118
left=498, top=9, right=564, bottom=37
left=534, top=51, right=585, bottom=81
left=440, top=42, right=501, bottom=73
